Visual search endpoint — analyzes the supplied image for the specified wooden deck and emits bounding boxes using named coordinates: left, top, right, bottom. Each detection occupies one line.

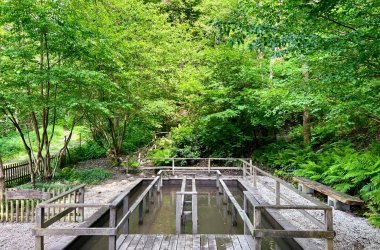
left=117, top=234, right=255, bottom=250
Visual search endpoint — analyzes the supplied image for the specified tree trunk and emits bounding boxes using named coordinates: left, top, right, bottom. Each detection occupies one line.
left=302, top=63, right=311, bottom=145
left=303, top=108, right=311, bottom=145
left=0, top=156, right=5, bottom=200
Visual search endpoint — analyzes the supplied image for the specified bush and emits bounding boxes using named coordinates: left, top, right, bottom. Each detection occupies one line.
left=55, top=167, right=111, bottom=184
left=69, top=142, right=106, bottom=163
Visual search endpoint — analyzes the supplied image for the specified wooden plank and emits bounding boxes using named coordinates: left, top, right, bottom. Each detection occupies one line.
left=160, top=235, right=171, bottom=250
left=168, top=234, right=178, bottom=249
left=43, top=184, right=85, bottom=204
left=208, top=235, right=217, bottom=250
left=293, top=176, right=363, bottom=205
left=253, top=229, right=334, bottom=238
left=127, top=234, right=142, bottom=250
left=6, top=190, right=51, bottom=200
left=185, top=234, right=193, bottom=249
left=143, top=234, right=156, bottom=249
left=152, top=235, right=164, bottom=250
left=237, top=235, right=252, bottom=250
left=136, top=234, right=148, bottom=250
left=200, top=235, right=208, bottom=250
left=119, top=234, right=135, bottom=250
left=222, top=235, right=234, bottom=250
left=33, top=227, right=116, bottom=236
left=230, top=235, right=243, bottom=250
left=176, top=234, right=186, bottom=249
left=193, top=234, right=201, bottom=250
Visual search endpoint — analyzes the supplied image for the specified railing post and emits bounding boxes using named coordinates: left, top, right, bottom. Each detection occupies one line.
left=232, top=206, right=237, bottom=226
left=192, top=192, right=198, bottom=234
left=109, top=207, right=116, bottom=250
left=216, top=172, right=220, bottom=189
left=254, top=206, right=262, bottom=249
left=243, top=194, right=249, bottom=235
left=35, top=206, right=44, bottom=250
left=176, top=193, right=182, bottom=234
left=208, top=158, right=211, bottom=174
left=275, top=181, right=280, bottom=205
left=243, top=163, right=247, bottom=178
left=138, top=201, right=143, bottom=225
left=172, top=158, right=175, bottom=175
left=145, top=193, right=150, bottom=213
left=249, top=159, right=253, bottom=175
left=253, top=168, right=257, bottom=187
left=78, top=187, right=85, bottom=222
left=325, top=208, right=334, bottom=250
left=122, top=196, right=129, bottom=234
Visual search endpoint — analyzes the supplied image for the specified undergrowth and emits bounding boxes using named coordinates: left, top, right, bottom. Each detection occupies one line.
left=55, top=167, right=111, bottom=184
left=254, top=140, right=380, bottom=227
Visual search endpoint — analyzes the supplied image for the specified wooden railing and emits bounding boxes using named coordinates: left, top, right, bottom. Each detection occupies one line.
left=143, top=157, right=251, bottom=174
left=0, top=186, right=76, bottom=222
left=243, top=191, right=334, bottom=250
left=218, top=177, right=334, bottom=250
left=33, top=177, right=162, bottom=250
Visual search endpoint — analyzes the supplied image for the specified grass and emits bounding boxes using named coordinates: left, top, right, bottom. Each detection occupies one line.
left=0, top=125, right=90, bottom=163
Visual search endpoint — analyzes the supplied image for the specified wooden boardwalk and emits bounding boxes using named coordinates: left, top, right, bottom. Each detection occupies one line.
left=117, top=234, right=255, bottom=250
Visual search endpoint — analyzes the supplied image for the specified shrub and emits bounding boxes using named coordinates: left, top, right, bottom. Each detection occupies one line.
left=69, top=142, right=106, bottom=163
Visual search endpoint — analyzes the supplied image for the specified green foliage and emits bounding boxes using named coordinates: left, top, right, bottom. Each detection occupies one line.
left=55, top=167, right=111, bottom=185
left=69, top=142, right=106, bottom=164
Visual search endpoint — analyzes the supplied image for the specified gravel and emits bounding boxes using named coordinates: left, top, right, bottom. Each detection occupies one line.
left=249, top=175, right=380, bottom=250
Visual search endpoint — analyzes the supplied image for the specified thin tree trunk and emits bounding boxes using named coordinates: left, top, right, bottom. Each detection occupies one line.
left=302, top=63, right=311, bottom=145
left=303, top=108, right=311, bottom=145
left=0, top=156, right=5, bottom=200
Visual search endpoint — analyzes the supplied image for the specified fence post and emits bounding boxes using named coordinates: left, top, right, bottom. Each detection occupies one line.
left=109, top=207, right=116, bottom=250
left=35, top=206, right=44, bottom=250
left=172, top=159, right=175, bottom=175
left=325, top=208, right=334, bottom=250
left=122, top=196, right=129, bottom=234
left=275, top=181, right=280, bottom=205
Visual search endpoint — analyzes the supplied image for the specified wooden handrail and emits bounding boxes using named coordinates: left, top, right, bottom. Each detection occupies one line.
left=42, top=184, right=85, bottom=204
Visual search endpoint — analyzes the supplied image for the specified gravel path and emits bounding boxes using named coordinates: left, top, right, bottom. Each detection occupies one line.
left=249, top=176, right=380, bottom=250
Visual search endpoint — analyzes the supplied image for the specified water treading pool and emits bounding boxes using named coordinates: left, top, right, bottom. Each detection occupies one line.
left=77, top=181, right=294, bottom=250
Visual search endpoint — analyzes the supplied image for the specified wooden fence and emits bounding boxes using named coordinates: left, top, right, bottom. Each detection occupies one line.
left=3, top=155, right=60, bottom=187
left=0, top=185, right=79, bottom=223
